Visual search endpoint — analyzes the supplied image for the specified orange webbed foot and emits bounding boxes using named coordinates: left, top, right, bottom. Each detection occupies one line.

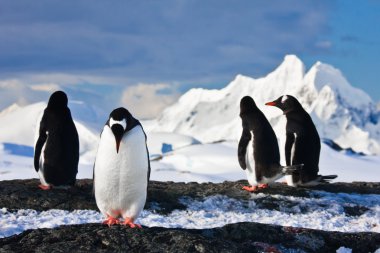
left=258, top=183, right=269, bottom=189
left=242, top=185, right=258, bottom=192
left=102, top=216, right=120, bottom=227
left=122, top=218, right=142, bottom=228
left=38, top=184, right=51, bottom=190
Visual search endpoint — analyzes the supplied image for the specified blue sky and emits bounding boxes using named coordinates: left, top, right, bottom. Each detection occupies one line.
left=0, top=0, right=379, bottom=101
left=302, top=0, right=380, bottom=101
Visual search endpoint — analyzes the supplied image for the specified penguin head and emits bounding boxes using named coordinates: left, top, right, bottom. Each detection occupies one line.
left=47, top=91, right=68, bottom=110
left=239, top=96, right=257, bottom=116
left=265, top=95, right=302, bottom=114
left=108, top=107, right=131, bottom=153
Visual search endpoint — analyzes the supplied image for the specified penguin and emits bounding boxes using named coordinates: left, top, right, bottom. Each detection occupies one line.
left=34, top=91, right=79, bottom=190
left=238, top=96, right=302, bottom=192
left=265, top=95, right=337, bottom=186
left=94, top=107, right=150, bottom=228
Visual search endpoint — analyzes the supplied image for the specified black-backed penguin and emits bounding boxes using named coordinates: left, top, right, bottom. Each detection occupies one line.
left=94, top=107, right=150, bottom=227
left=238, top=96, right=302, bottom=192
left=34, top=91, right=79, bottom=190
left=265, top=95, right=337, bottom=186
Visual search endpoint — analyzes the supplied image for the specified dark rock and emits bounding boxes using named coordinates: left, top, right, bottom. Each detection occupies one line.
left=1, top=179, right=380, bottom=252
left=343, top=205, right=370, bottom=217
left=1, top=179, right=380, bottom=213
left=1, top=222, right=379, bottom=253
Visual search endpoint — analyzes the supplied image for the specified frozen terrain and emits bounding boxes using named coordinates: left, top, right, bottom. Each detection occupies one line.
left=1, top=136, right=379, bottom=183
left=0, top=103, right=379, bottom=183
left=1, top=190, right=380, bottom=238
left=1, top=132, right=380, bottom=238
left=0, top=55, right=379, bottom=183
left=153, top=55, right=380, bottom=155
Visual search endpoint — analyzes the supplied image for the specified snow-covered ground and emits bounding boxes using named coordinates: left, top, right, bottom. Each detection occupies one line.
left=1, top=190, right=380, bottom=238
left=1, top=137, right=379, bottom=183
left=2, top=131, right=379, bottom=238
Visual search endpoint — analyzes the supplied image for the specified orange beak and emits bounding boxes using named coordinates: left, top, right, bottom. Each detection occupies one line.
left=265, top=101, right=276, bottom=106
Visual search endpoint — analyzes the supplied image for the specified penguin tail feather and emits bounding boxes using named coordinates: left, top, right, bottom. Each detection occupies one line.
left=281, top=164, right=304, bottom=175
left=319, top=175, right=338, bottom=182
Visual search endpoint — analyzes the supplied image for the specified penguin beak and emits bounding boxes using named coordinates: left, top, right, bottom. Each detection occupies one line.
left=116, top=140, right=121, bottom=153
left=111, top=124, right=124, bottom=154
left=265, top=101, right=277, bottom=106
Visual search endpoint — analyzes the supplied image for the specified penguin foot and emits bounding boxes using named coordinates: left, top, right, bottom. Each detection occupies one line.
left=258, top=184, right=269, bottom=189
left=103, top=216, right=120, bottom=227
left=38, top=184, right=51, bottom=190
left=242, top=186, right=258, bottom=192
left=122, top=218, right=142, bottom=228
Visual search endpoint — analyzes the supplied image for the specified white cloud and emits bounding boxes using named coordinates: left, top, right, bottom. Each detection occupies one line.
left=120, top=83, right=179, bottom=119
left=4, top=72, right=131, bottom=87
left=30, top=83, right=61, bottom=92
left=0, top=79, right=52, bottom=109
left=0, top=77, right=180, bottom=124
left=315, top=40, right=333, bottom=49
left=0, top=78, right=121, bottom=128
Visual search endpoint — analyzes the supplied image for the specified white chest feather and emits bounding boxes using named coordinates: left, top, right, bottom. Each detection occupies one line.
left=286, top=133, right=297, bottom=187
left=38, top=140, right=49, bottom=186
left=245, top=132, right=257, bottom=186
left=94, top=125, right=149, bottom=219
left=34, top=112, right=48, bottom=186
left=290, top=133, right=297, bottom=165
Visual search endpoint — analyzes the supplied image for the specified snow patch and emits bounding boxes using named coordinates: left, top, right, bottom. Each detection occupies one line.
left=147, top=132, right=200, bottom=156
left=0, top=208, right=103, bottom=238
left=336, top=247, right=352, bottom=253
left=1, top=140, right=380, bottom=183
left=1, top=191, right=379, bottom=238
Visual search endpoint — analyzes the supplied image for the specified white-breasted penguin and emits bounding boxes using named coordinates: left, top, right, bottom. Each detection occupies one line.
left=265, top=95, right=337, bottom=187
left=34, top=91, right=79, bottom=190
left=94, top=107, right=150, bottom=228
left=238, top=96, right=302, bottom=192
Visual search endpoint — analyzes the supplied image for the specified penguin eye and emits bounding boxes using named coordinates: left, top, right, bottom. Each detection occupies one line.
left=110, top=118, right=127, bottom=131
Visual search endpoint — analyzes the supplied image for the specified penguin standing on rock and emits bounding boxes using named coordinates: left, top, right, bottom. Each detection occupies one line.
left=94, top=107, right=150, bottom=228
left=34, top=91, right=79, bottom=190
left=238, top=96, right=302, bottom=192
left=265, top=95, right=337, bottom=186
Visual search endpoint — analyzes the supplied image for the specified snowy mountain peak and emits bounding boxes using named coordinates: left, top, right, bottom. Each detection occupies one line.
left=268, top=54, right=305, bottom=73
left=279, top=54, right=305, bottom=70
left=153, top=55, right=380, bottom=155
left=269, top=55, right=305, bottom=78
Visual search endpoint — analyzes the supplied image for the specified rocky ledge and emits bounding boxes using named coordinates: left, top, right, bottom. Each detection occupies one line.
left=1, top=222, right=379, bottom=253
left=1, top=179, right=379, bottom=213
left=0, top=179, right=379, bottom=252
